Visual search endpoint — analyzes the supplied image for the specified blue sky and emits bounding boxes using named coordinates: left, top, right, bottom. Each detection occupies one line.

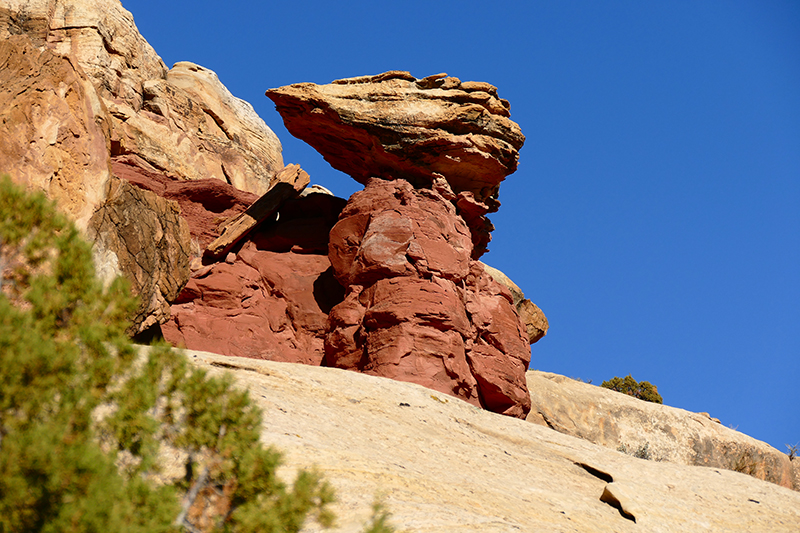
left=124, top=0, right=799, bottom=451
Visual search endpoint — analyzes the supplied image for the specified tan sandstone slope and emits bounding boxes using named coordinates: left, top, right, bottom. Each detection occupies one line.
left=186, top=350, right=800, bottom=533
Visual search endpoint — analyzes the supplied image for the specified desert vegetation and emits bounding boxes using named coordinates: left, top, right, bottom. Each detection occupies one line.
left=601, top=374, right=663, bottom=404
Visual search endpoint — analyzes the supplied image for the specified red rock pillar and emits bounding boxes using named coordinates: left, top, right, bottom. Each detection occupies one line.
left=325, top=178, right=532, bottom=418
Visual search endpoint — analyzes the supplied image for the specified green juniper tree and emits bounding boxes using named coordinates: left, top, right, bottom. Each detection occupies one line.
left=0, top=176, right=341, bottom=533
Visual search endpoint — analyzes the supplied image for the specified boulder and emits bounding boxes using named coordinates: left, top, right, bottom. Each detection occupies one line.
left=526, top=371, right=798, bottom=491
left=482, top=262, right=549, bottom=344
left=266, top=70, right=524, bottom=209
left=183, top=350, right=800, bottom=532
left=89, top=176, right=192, bottom=334
left=0, top=33, right=111, bottom=230
left=325, top=178, right=532, bottom=418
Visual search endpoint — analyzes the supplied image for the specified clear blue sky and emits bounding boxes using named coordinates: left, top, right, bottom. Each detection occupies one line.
left=124, top=0, right=799, bottom=452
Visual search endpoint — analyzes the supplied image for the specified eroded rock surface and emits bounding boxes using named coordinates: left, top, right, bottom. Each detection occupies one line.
left=325, top=178, right=532, bottom=418
left=526, top=371, right=798, bottom=491
left=0, top=33, right=111, bottom=230
left=483, top=262, right=549, bottom=344
left=110, top=61, right=283, bottom=195
left=162, top=192, right=347, bottom=363
left=1, top=0, right=284, bottom=203
left=0, top=0, right=287, bottom=331
left=266, top=71, right=524, bottom=208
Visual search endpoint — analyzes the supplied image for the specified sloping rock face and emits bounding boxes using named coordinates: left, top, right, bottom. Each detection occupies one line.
left=526, top=371, right=798, bottom=491
left=110, top=61, right=283, bottom=195
left=183, top=350, right=800, bottom=533
left=0, top=0, right=283, bottom=196
left=266, top=70, right=524, bottom=209
left=325, top=178, right=532, bottom=418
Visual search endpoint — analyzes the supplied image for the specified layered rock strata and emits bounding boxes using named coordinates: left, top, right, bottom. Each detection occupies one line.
left=325, top=178, right=532, bottom=418
left=266, top=71, right=523, bottom=206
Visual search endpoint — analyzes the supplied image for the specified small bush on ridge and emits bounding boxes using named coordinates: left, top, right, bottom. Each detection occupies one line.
left=600, top=374, right=663, bottom=404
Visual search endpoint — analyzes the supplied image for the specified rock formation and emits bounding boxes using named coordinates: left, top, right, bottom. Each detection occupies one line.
left=161, top=189, right=347, bottom=364
left=265, top=71, right=523, bottom=207
left=324, top=178, right=531, bottom=417
left=0, top=0, right=544, bottom=417
left=483, top=262, right=549, bottom=344
left=266, top=71, right=526, bottom=257
left=0, top=34, right=112, bottom=231
left=526, top=371, right=799, bottom=491
left=89, top=176, right=192, bottom=333
left=265, top=72, right=540, bottom=418
left=183, top=349, right=800, bottom=532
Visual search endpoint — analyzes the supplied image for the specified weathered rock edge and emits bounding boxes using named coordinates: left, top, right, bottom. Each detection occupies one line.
left=182, top=349, right=800, bottom=533
left=526, top=370, right=798, bottom=491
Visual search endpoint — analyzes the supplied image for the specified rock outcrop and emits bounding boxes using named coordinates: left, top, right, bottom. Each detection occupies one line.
left=1, top=0, right=545, bottom=420
left=0, top=0, right=283, bottom=196
left=526, top=371, right=798, bottom=491
left=109, top=61, right=283, bottom=195
left=324, top=178, right=532, bottom=418
left=0, top=0, right=285, bottom=331
left=482, top=262, right=549, bottom=344
left=183, top=350, right=800, bottom=533
left=89, top=176, right=192, bottom=334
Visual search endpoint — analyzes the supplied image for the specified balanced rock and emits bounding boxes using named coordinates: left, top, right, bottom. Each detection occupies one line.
left=526, top=371, right=798, bottom=491
left=325, top=178, right=532, bottom=418
left=266, top=70, right=525, bottom=209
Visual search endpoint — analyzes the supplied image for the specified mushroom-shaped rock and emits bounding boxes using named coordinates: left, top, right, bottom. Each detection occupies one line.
left=266, top=71, right=525, bottom=208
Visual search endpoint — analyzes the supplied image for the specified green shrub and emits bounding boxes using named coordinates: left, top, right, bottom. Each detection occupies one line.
left=0, top=176, right=337, bottom=532
left=600, top=374, right=663, bottom=404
